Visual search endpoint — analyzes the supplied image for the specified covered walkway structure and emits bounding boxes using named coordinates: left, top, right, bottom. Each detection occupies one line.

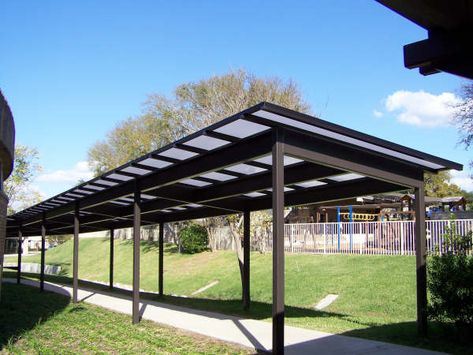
left=4, top=103, right=462, bottom=354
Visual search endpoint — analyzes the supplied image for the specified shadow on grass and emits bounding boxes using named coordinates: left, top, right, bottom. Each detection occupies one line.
left=0, top=282, right=70, bottom=349
left=5, top=271, right=473, bottom=354
left=340, top=321, right=473, bottom=354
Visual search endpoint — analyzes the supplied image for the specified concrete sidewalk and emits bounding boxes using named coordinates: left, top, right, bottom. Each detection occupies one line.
left=5, top=279, right=442, bottom=354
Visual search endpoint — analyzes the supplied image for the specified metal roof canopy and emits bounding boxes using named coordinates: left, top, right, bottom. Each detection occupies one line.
left=377, top=0, right=473, bottom=79
left=6, top=102, right=461, bottom=238
left=7, top=102, right=462, bottom=353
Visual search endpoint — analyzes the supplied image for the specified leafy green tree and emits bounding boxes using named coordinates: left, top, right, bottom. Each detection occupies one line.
left=455, top=81, right=473, bottom=153
left=88, top=69, right=309, bottom=174
left=4, top=145, right=42, bottom=214
left=87, top=69, right=310, bottom=291
left=424, top=171, right=463, bottom=197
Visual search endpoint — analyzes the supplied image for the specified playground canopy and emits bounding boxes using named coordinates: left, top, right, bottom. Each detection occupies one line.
left=5, top=102, right=462, bottom=354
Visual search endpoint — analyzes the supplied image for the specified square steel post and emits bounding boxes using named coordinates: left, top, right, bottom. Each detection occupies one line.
left=132, top=187, right=141, bottom=324
left=159, top=222, right=164, bottom=296
left=272, top=128, right=285, bottom=354
left=243, top=210, right=250, bottom=310
left=72, top=203, right=80, bottom=303
left=16, top=227, right=22, bottom=284
left=40, top=215, right=46, bottom=292
left=110, top=228, right=114, bottom=289
left=414, top=185, right=428, bottom=336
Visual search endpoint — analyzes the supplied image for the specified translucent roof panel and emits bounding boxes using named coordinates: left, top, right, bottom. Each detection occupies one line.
left=65, top=193, right=84, bottom=198
left=139, top=158, right=173, bottom=169
left=57, top=196, right=74, bottom=201
left=74, top=189, right=93, bottom=195
left=184, top=135, right=230, bottom=151
left=252, top=110, right=445, bottom=170
left=116, top=197, right=134, bottom=203
left=328, top=173, right=365, bottom=182
left=186, top=203, right=203, bottom=208
left=266, top=187, right=295, bottom=192
left=94, top=179, right=118, bottom=186
left=120, top=166, right=151, bottom=175
left=244, top=191, right=267, bottom=198
left=214, top=119, right=270, bottom=139
left=159, top=147, right=198, bottom=161
left=83, top=184, right=105, bottom=191
left=141, top=193, right=156, bottom=200
left=253, top=154, right=304, bottom=166
left=225, top=163, right=267, bottom=175
left=180, top=178, right=212, bottom=187
left=44, top=202, right=60, bottom=207
left=107, top=173, right=133, bottom=181
left=199, top=171, right=237, bottom=182
left=294, top=180, right=327, bottom=188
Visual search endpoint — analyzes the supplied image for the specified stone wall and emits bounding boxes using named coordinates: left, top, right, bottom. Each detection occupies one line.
left=0, top=90, right=16, bottom=301
left=0, top=191, right=9, bottom=299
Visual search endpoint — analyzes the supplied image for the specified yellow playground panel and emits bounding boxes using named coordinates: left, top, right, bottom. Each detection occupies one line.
left=340, top=212, right=377, bottom=221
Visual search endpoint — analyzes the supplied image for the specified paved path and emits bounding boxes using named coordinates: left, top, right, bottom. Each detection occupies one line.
left=5, top=279, right=442, bottom=354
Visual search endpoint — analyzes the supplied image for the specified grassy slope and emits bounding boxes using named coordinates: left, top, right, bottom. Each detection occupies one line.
left=6, top=238, right=473, bottom=353
left=0, top=283, right=250, bottom=354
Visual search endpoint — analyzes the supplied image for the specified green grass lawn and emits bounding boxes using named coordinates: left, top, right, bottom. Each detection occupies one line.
left=5, top=238, right=473, bottom=353
left=0, top=282, right=251, bottom=354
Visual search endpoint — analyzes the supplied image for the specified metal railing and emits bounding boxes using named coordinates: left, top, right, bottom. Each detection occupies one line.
left=276, top=219, right=473, bottom=255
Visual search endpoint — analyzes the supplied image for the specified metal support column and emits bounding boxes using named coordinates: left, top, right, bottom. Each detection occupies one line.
left=272, top=128, right=285, bottom=354
left=243, top=210, right=250, bottom=310
left=159, top=223, right=164, bottom=296
left=414, top=185, right=428, bottom=336
left=132, top=187, right=141, bottom=324
left=40, top=215, right=46, bottom=292
left=72, top=203, right=80, bottom=303
left=110, top=228, right=114, bottom=289
left=16, top=227, right=22, bottom=284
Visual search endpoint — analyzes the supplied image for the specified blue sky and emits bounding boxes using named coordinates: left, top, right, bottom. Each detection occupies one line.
left=1, top=0, right=471, bottom=198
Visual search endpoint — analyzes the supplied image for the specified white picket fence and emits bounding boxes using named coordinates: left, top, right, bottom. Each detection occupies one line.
left=276, top=219, right=473, bottom=255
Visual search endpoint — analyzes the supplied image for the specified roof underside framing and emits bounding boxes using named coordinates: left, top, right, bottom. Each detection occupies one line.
left=6, top=102, right=462, bottom=237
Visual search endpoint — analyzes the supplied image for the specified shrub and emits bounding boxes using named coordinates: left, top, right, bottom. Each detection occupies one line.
left=179, top=224, right=209, bottom=254
left=428, top=223, right=473, bottom=327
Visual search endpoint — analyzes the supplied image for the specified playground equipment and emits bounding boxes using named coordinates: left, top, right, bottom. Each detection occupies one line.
left=336, top=207, right=379, bottom=251
left=340, top=212, right=377, bottom=221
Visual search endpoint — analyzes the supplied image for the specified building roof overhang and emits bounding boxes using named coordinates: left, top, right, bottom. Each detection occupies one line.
left=377, top=0, right=473, bottom=79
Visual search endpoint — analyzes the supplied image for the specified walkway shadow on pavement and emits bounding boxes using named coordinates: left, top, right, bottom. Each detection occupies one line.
left=0, top=282, right=70, bottom=349
left=5, top=275, right=472, bottom=354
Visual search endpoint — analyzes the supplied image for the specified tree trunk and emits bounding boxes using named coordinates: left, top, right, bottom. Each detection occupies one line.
left=228, top=216, right=244, bottom=288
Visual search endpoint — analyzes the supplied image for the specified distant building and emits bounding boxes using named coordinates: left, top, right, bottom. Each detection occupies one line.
left=286, top=193, right=471, bottom=223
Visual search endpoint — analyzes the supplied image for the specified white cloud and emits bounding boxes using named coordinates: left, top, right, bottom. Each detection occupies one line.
left=37, top=161, right=93, bottom=183
left=384, top=90, right=461, bottom=128
left=372, top=110, right=383, bottom=118
left=450, top=170, right=473, bottom=192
